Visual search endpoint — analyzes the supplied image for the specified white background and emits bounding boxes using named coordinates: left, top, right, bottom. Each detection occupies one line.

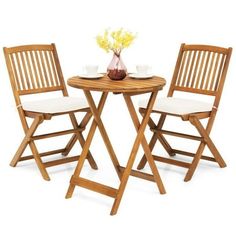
left=0, top=0, right=236, bottom=235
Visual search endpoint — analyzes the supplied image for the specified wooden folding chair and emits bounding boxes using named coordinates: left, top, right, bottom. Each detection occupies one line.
left=4, top=44, right=98, bottom=181
left=138, top=43, right=232, bottom=181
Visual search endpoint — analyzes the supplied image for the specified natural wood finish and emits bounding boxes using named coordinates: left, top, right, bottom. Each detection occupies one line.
left=184, top=115, right=227, bottom=181
left=71, top=177, right=118, bottom=198
left=62, top=110, right=92, bottom=156
left=31, top=127, right=85, bottom=140
left=172, top=149, right=217, bottom=162
left=3, top=43, right=98, bottom=180
left=186, top=50, right=196, bottom=87
left=209, top=53, right=220, bottom=91
left=137, top=43, right=232, bottom=181
left=190, top=50, right=201, bottom=88
left=181, top=111, right=212, bottom=121
left=43, top=156, right=80, bottom=168
left=66, top=75, right=166, bottom=215
left=170, top=44, right=231, bottom=96
left=181, top=50, right=192, bottom=87
left=84, top=91, right=121, bottom=178
left=135, top=108, right=173, bottom=170
left=204, top=52, right=215, bottom=90
left=123, top=94, right=166, bottom=193
left=200, top=51, right=210, bottom=89
left=66, top=92, right=109, bottom=198
left=19, top=86, right=64, bottom=95
left=67, top=75, right=166, bottom=93
left=151, top=129, right=203, bottom=141
left=183, top=44, right=229, bottom=54
left=176, top=49, right=187, bottom=86
left=118, top=166, right=155, bottom=182
left=18, top=148, right=66, bottom=161
left=173, top=86, right=216, bottom=95
left=153, top=155, right=191, bottom=168
left=4, top=44, right=65, bottom=95
left=137, top=113, right=175, bottom=170
left=110, top=92, right=166, bottom=215
left=10, top=115, right=43, bottom=167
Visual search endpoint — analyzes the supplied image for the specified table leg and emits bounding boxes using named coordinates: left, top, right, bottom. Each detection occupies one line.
left=110, top=91, right=165, bottom=215
left=65, top=92, right=108, bottom=198
left=123, top=94, right=166, bottom=194
left=84, top=90, right=121, bottom=179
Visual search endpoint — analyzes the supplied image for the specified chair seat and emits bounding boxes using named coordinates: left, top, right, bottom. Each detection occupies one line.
left=139, top=97, right=213, bottom=115
left=22, top=97, right=89, bottom=114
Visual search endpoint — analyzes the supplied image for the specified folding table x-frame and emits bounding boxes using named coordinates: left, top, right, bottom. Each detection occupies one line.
left=66, top=76, right=166, bottom=215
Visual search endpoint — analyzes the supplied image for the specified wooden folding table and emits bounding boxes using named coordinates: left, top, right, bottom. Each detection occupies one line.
left=65, top=75, right=166, bottom=215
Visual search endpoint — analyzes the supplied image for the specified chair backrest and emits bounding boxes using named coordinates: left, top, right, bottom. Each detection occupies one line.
left=168, top=44, right=232, bottom=108
left=4, top=44, right=68, bottom=106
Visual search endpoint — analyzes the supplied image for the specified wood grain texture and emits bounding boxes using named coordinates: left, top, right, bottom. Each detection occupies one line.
left=4, top=44, right=64, bottom=95
left=3, top=43, right=98, bottom=180
left=66, top=75, right=166, bottom=215
left=171, top=44, right=232, bottom=96
left=67, top=75, right=166, bottom=93
left=137, top=43, right=232, bottom=182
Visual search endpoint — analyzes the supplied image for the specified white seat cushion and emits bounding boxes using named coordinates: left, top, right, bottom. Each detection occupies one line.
left=22, top=97, right=89, bottom=114
left=139, top=97, right=213, bottom=115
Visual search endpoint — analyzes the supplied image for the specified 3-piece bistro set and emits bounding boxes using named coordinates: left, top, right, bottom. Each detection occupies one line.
left=3, top=43, right=232, bottom=215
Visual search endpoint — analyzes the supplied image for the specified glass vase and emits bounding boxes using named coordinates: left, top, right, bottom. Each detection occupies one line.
left=107, top=53, right=127, bottom=80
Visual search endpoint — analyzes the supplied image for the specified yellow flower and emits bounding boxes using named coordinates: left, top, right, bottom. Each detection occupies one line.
left=96, top=28, right=135, bottom=54
left=96, top=35, right=110, bottom=52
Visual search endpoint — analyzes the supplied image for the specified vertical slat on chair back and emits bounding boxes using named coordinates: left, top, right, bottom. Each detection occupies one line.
left=4, top=44, right=66, bottom=96
left=168, top=44, right=232, bottom=99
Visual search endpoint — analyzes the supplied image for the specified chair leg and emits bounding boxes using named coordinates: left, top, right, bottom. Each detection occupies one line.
left=29, top=141, right=50, bottom=181
left=67, top=113, right=98, bottom=170
left=206, top=140, right=226, bottom=167
left=76, top=132, right=98, bottom=170
left=10, top=115, right=50, bottom=181
left=62, top=134, right=77, bottom=156
left=62, top=133, right=98, bottom=170
left=62, top=112, right=98, bottom=169
left=137, top=131, right=159, bottom=169
left=184, top=142, right=206, bottom=182
left=10, top=135, right=31, bottom=167
left=153, top=114, right=175, bottom=156
left=62, top=112, right=92, bottom=156
left=10, top=115, right=42, bottom=167
left=190, top=116, right=226, bottom=167
left=185, top=116, right=226, bottom=182
left=157, top=133, right=176, bottom=157
left=137, top=113, right=174, bottom=170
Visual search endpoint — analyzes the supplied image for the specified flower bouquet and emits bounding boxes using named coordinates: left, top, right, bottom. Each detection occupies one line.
left=96, top=28, right=135, bottom=80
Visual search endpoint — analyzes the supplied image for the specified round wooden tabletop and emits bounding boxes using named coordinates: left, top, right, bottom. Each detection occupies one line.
left=67, top=75, right=166, bottom=93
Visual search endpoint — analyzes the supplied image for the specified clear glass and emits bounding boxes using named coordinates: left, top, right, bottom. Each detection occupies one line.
left=107, top=53, right=127, bottom=80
